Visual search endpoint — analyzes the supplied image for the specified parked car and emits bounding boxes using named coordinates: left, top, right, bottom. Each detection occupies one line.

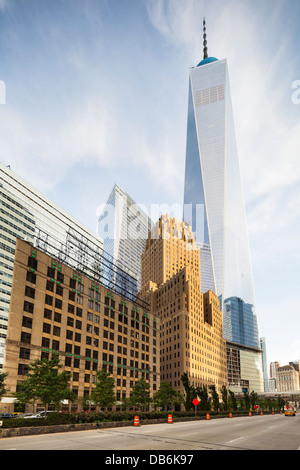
left=22, top=413, right=37, bottom=418
left=0, top=413, right=15, bottom=419
left=285, top=409, right=295, bottom=416
left=23, top=411, right=56, bottom=418
left=35, top=411, right=56, bottom=418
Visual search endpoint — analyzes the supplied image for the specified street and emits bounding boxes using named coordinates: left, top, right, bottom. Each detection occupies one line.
left=0, top=413, right=299, bottom=451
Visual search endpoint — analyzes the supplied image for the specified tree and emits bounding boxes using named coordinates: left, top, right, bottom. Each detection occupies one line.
left=196, top=385, right=211, bottom=411
left=0, top=371, right=9, bottom=401
left=221, top=385, right=228, bottom=410
left=277, top=396, right=285, bottom=412
left=228, top=390, right=237, bottom=411
left=181, top=373, right=196, bottom=411
left=209, top=385, right=220, bottom=412
left=14, top=355, right=75, bottom=412
left=242, top=390, right=251, bottom=411
left=154, top=381, right=183, bottom=410
left=250, top=391, right=258, bottom=410
left=131, top=377, right=150, bottom=411
left=91, top=369, right=116, bottom=410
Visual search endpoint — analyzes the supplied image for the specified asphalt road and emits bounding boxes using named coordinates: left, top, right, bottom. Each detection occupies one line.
left=0, top=413, right=299, bottom=451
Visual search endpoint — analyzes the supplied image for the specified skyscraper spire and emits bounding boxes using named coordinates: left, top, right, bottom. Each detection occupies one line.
left=203, top=17, right=208, bottom=59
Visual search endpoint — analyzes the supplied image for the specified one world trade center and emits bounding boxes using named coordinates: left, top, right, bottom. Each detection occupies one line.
left=183, top=20, right=260, bottom=350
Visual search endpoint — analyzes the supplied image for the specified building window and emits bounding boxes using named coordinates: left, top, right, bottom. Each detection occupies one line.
left=45, top=294, right=53, bottom=306
left=21, top=331, right=31, bottom=343
left=22, top=316, right=32, bottom=328
left=44, top=308, right=52, bottom=320
left=23, top=300, right=34, bottom=313
left=47, top=267, right=55, bottom=278
left=55, top=299, right=62, bottom=310
left=68, top=304, right=75, bottom=314
left=43, top=323, right=51, bottom=334
left=18, top=363, right=29, bottom=376
left=26, top=271, right=36, bottom=284
left=28, top=257, right=37, bottom=270
left=46, top=280, right=54, bottom=292
left=69, top=291, right=75, bottom=301
left=19, top=347, right=30, bottom=359
left=53, top=326, right=61, bottom=337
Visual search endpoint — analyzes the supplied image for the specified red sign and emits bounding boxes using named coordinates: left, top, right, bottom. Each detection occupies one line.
left=192, top=398, right=200, bottom=407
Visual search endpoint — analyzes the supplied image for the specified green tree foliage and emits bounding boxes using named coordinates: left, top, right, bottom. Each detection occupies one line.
left=250, top=391, right=258, bottom=410
left=221, top=385, right=228, bottom=410
left=243, top=390, right=251, bottom=411
left=91, top=369, right=116, bottom=410
left=181, top=373, right=196, bottom=411
left=0, top=371, right=9, bottom=400
left=228, top=390, right=238, bottom=410
left=154, top=381, right=183, bottom=410
left=196, top=385, right=211, bottom=411
left=14, top=355, right=75, bottom=411
left=131, top=377, right=150, bottom=411
left=209, top=384, right=220, bottom=412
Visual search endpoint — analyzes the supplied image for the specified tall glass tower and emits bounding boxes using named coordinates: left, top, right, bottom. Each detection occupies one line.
left=183, top=20, right=260, bottom=349
left=98, top=183, right=153, bottom=296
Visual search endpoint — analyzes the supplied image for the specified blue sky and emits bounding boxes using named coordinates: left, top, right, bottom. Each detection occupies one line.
left=0, top=0, right=299, bottom=369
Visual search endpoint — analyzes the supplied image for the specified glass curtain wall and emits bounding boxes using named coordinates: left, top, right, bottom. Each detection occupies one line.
left=183, top=58, right=260, bottom=349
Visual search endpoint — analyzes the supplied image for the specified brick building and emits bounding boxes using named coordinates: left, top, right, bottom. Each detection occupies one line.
left=2, top=238, right=160, bottom=413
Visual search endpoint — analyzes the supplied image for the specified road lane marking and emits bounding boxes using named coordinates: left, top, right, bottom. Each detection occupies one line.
left=228, top=436, right=245, bottom=443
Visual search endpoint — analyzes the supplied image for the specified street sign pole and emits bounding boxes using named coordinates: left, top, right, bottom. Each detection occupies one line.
left=192, top=398, right=200, bottom=417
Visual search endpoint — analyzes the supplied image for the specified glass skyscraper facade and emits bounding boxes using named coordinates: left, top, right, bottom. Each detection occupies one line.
left=183, top=53, right=260, bottom=350
left=98, top=183, right=153, bottom=296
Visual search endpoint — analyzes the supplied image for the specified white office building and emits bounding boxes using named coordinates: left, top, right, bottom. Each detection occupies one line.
left=98, top=183, right=153, bottom=296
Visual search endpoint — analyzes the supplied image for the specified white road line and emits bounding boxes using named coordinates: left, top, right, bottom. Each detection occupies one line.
left=228, top=436, right=245, bottom=443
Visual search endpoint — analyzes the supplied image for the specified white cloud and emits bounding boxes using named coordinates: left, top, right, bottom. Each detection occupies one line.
left=0, top=98, right=110, bottom=191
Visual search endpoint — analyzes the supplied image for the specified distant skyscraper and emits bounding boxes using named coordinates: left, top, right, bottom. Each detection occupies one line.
left=98, top=183, right=153, bottom=296
left=183, top=20, right=260, bottom=350
left=260, top=337, right=269, bottom=392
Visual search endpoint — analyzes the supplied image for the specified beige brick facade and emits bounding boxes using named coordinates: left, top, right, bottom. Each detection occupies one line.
left=2, top=238, right=160, bottom=412
left=139, top=214, right=227, bottom=396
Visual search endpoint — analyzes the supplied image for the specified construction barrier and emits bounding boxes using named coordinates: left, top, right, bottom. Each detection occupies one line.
left=134, top=416, right=140, bottom=427
left=260, top=411, right=263, bottom=416
left=229, top=412, right=232, bottom=418
left=206, top=413, right=210, bottom=420
left=249, top=411, right=252, bottom=416
left=168, top=414, right=173, bottom=424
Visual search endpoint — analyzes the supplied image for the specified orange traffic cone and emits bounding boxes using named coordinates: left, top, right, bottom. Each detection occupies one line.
left=134, top=415, right=140, bottom=427
left=168, top=414, right=173, bottom=424
left=206, top=413, right=210, bottom=420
